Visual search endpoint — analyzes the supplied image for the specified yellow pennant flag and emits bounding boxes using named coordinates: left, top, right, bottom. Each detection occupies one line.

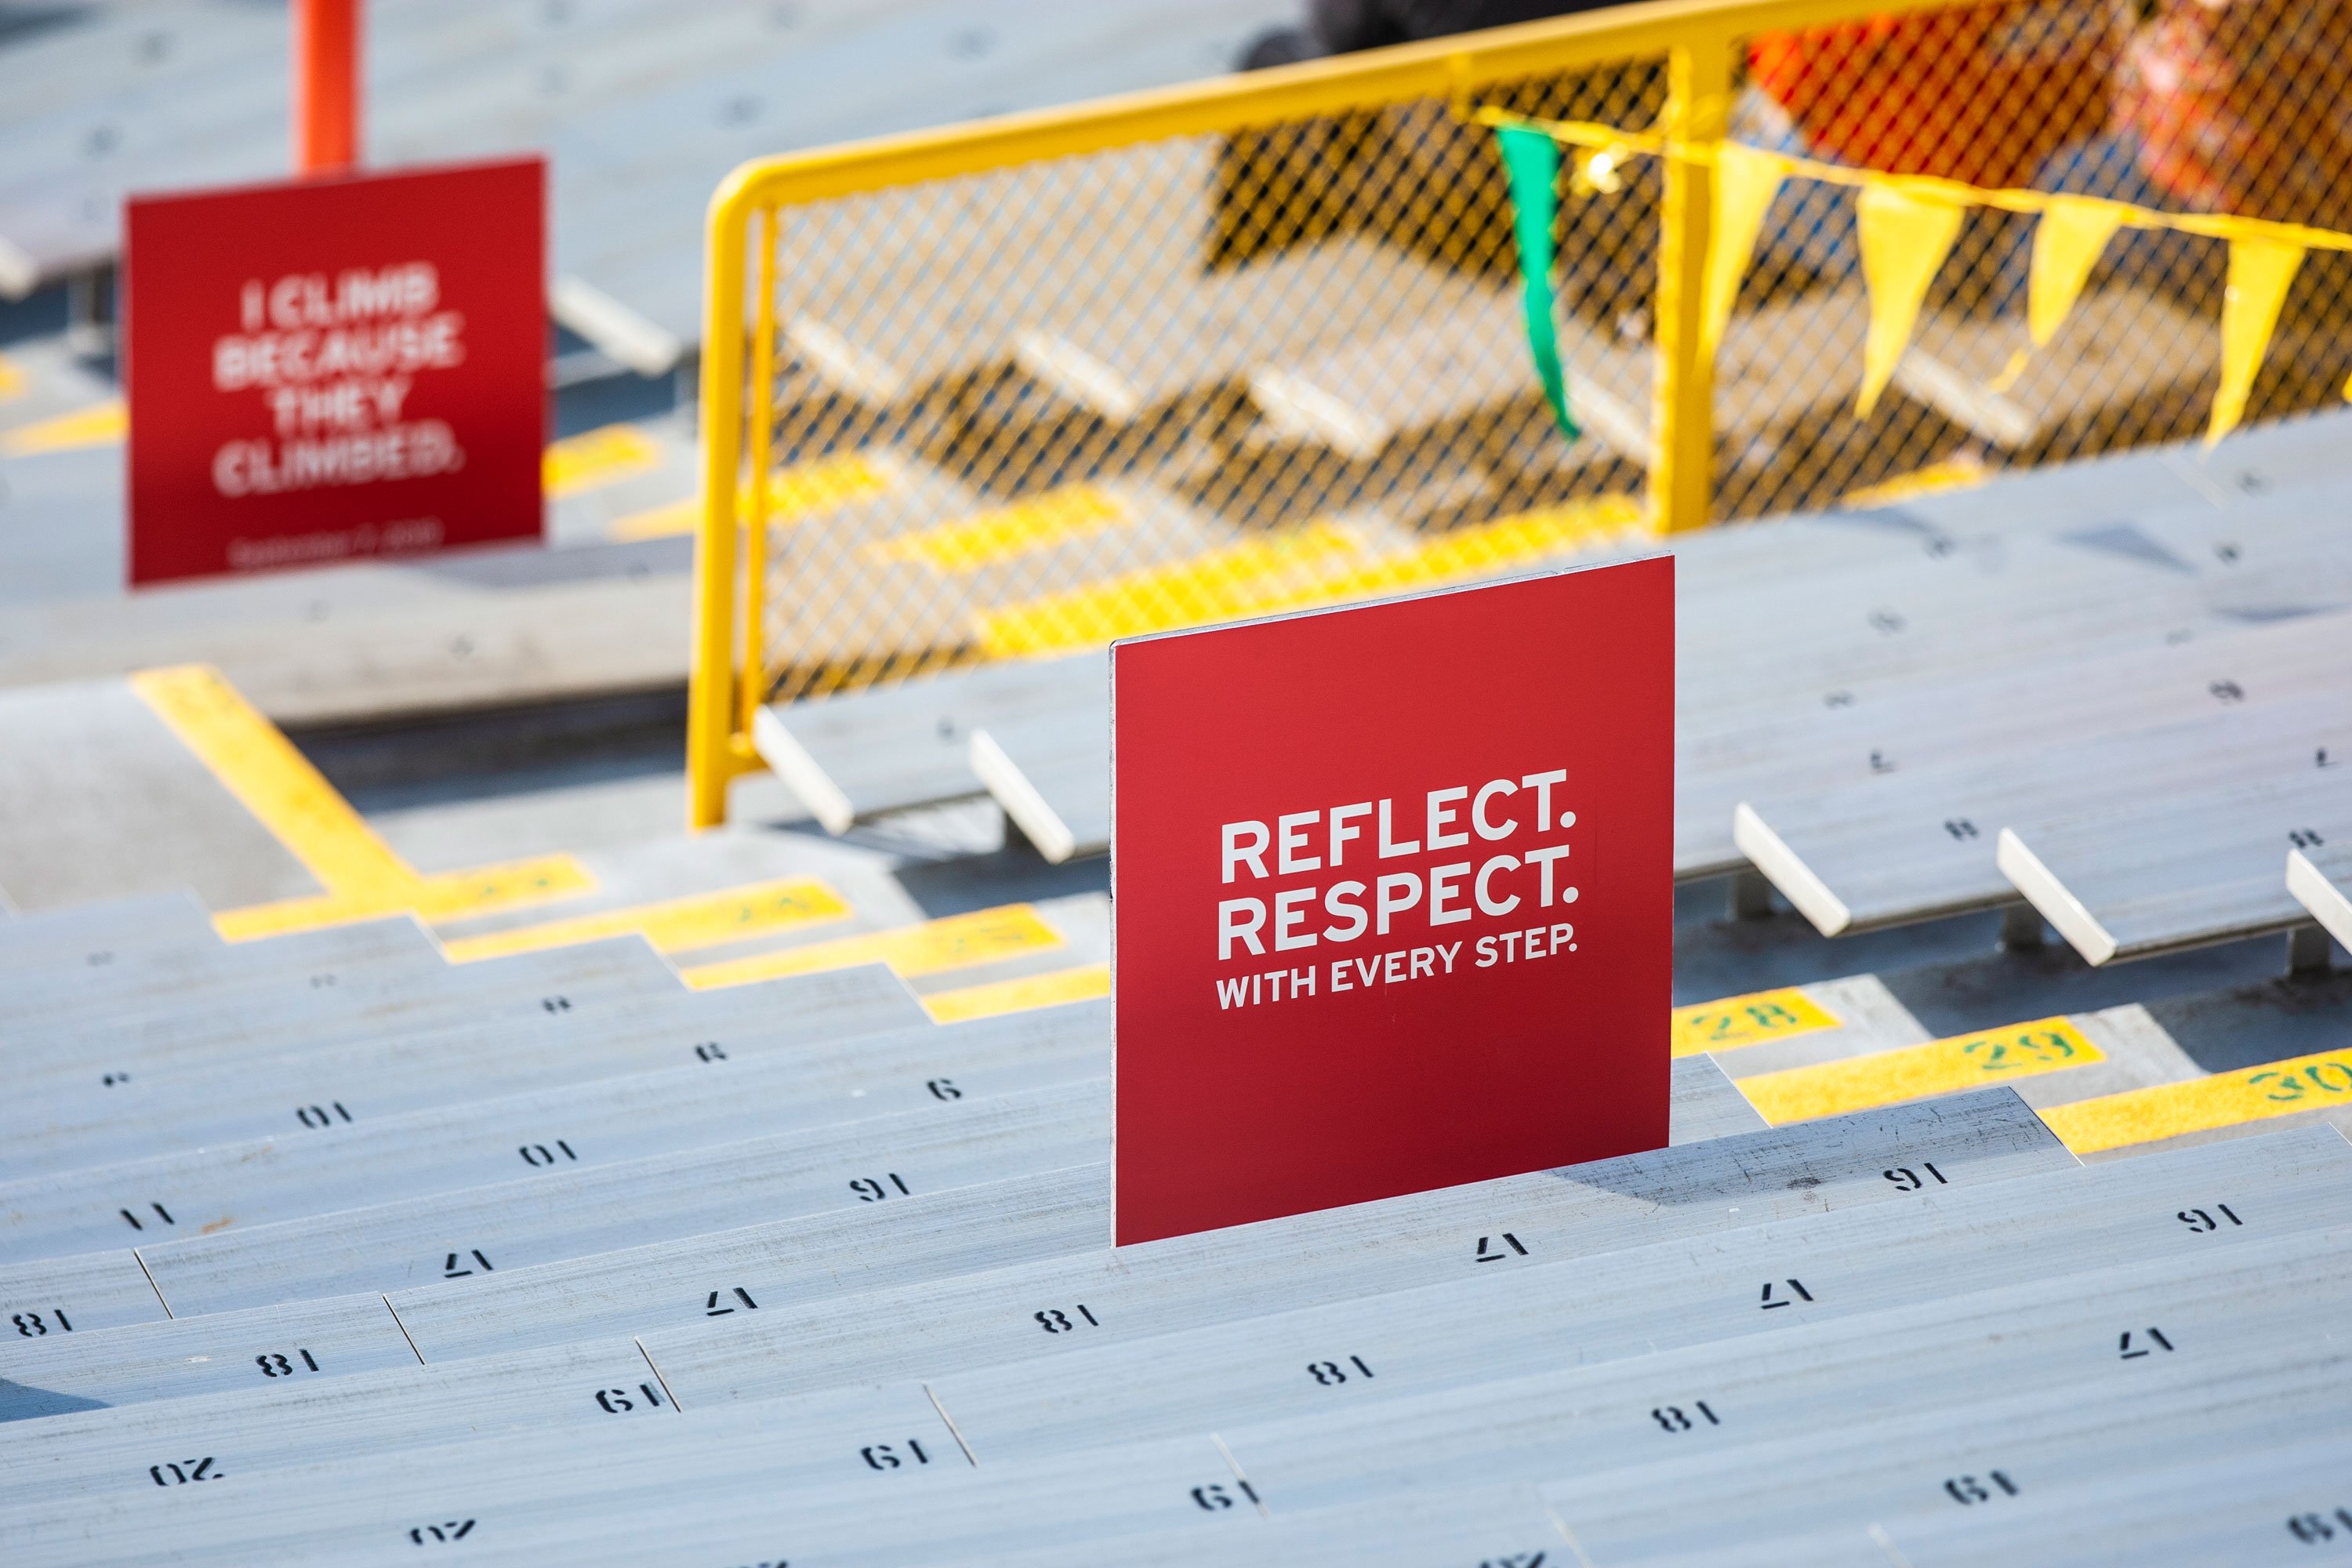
left=1701, top=143, right=1790, bottom=356
left=1855, top=182, right=1969, bottom=418
left=2028, top=197, right=2129, bottom=347
left=2209, top=232, right=2306, bottom=445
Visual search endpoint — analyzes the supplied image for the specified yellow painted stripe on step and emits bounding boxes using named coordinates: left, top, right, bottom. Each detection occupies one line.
left=609, top=455, right=893, bottom=540
left=544, top=424, right=662, bottom=498
left=216, top=858, right=595, bottom=942
left=132, top=665, right=419, bottom=894
left=1670, top=986, right=1842, bottom=1058
left=2038, top=1048, right=2352, bottom=1156
left=441, top=877, right=851, bottom=962
left=1838, top=456, right=1991, bottom=510
left=923, top=963, right=1111, bottom=1023
left=975, top=522, right=1368, bottom=656
left=0, top=353, right=24, bottom=399
left=1274, top=495, right=1646, bottom=607
left=1739, top=1017, right=2103, bottom=1126
left=1, top=398, right=125, bottom=456
left=877, top=485, right=1125, bottom=571
left=130, top=665, right=594, bottom=940
left=685, top=904, right=1064, bottom=989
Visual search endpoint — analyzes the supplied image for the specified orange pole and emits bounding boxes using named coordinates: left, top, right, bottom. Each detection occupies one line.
left=292, top=0, right=361, bottom=174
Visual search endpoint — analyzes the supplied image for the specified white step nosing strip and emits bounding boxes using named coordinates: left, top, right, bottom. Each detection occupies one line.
left=1731, top=802, right=1852, bottom=936
left=971, top=728, right=1076, bottom=864
left=750, top=706, right=857, bottom=836
left=2288, top=847, right=2352, bottom=953
left=1997, top=826, right=2120, bottom=967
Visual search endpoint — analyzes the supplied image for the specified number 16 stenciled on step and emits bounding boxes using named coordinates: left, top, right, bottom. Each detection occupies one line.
left=1110, top=557, right=1675, bottom=1244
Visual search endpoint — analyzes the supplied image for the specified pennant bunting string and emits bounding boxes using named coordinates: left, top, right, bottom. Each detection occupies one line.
left=1702, top=142, right=1790, bottom=358
left=1854, top=183, right=1967, bottom=419
left=1466, top=103, right=2352, bottom=447
left=2028, top=197, right=2130, bottom=348
left=2209, top=236, right=2307, bottom=445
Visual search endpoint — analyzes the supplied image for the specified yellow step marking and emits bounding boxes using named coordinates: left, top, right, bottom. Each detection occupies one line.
left=975, top=522, right=1369, bottom=656
left=2038, top=1047, right=2352, bottom=1156
left=441, top=877, right=851, bottom=963
left=0, top=352, right=24, bottom=400
left=972, top=495, right=1642, bottom=658
left=1739, top=1017, right=2103, bottom=1126
left=877, top=485, right=1126, bottom=571
left=129, top=665, right=594, bottom=941
left=923, top=963, right=1111, bottom=1023
left=684, top=903, right=1064, bottom=989
left=132, top=666, right=421, bottom=893
left=1839, top=456, right=1991, bottom=510
left=217, top=858, right=595, bottom=942
left=609, top=455, right=893, bottom=541
left=1, top=398, right=125, bottom=456
left=1275, top=495, right=1646, bottom=607
left=1670, top=986, right=1843, bottom=1058
left=544, top=424, right=663, bottom=498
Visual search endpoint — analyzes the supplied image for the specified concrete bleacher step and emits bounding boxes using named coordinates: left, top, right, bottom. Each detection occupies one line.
left=0, top=913, right=441, bottom=1028
left=1678, top=489, right=2352, bottom=726
left=748, top=452, right=2352, bottom=887
left=1998, top=769, right=2352, bottom=965
left=32, top=1222, right=2352, bottom=1561
left=652, top=1122, right=2327, bottom=1443
left=1735, top=683, right=2352, bottom=938
left=0, top=1082, right=2063, bottom=1525
left=1843, top=1430, right=2352, bottom=1567
left=0, top=674, right=388, bottom=913
left=0, top=1052, right=1756, bottom=1377
left=637, top=1087, right=2067, bottom=1412
left=24, top=1125, right=2334, bottom=1568
left=753, top=651, right=1103, bottom=833
left=5, top=934, right=684, bottom=1096
left=0, top=891, right=216, bottom=970
left=377, top=1054, right=1748, bottom=1366
left=1678, top=605, right=2352, bottom=880
left=123, top=1077, right=1107, bottom=1318
left=0, top=1057, right=1740, bottom=1475
left=0, top=963, right=927, bottom=1184
left=0, top=1001, right=1109, bottom=1261
left=978, top=1222, right=2352, bottom=1568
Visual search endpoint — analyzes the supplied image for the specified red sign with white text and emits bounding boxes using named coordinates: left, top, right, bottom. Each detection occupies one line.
left=125, top=157, right=545, bottom=585
left=1112, top=561, right=1675, bottom=1244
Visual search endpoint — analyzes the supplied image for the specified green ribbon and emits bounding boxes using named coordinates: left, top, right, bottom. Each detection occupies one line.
left=1496, top=125, right=1580, bottom=442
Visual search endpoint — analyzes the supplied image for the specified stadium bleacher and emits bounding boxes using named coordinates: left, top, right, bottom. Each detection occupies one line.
left=2, top=403, right=2349, bottom=1565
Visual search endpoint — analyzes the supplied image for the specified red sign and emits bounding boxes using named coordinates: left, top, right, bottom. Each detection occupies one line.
left=1112, top=561, right=1675, bottom=1244
left=124, top=157, right=545, bottom=585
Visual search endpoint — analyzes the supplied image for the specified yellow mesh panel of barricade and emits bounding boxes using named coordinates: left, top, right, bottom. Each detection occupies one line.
left=732, top=58, right=1664, bottom=712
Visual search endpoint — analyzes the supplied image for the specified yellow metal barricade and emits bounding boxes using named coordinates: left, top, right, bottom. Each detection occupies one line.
left=691, top=0, right=2352, bottom=826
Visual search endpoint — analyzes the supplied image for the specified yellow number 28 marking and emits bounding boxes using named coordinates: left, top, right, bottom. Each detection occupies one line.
left=1670, top=987, right=1842, bottom=1057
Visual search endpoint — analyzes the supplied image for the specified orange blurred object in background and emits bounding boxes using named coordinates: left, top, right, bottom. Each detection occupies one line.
left=292, top=0, right=361, bottom=174
left=1748, top=2, right=2115, bottom=187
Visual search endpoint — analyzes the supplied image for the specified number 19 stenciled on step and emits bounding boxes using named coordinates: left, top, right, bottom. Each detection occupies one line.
left=1111, top=558, right=1675, bottom=1243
